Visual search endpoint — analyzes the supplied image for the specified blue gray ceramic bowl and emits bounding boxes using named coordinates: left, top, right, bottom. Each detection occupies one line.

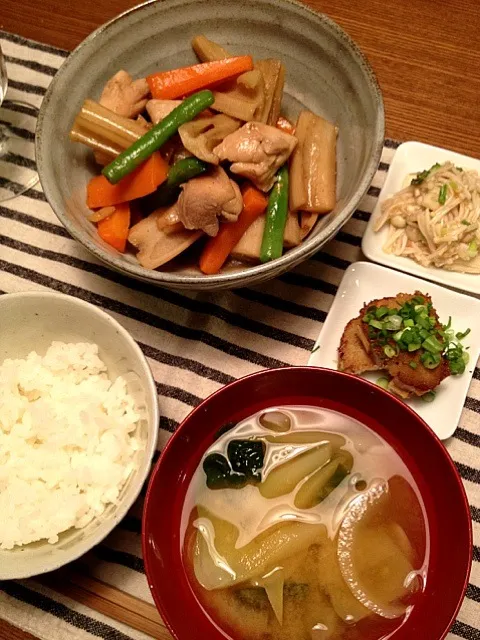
left=36, top=0, right=384, bottom=291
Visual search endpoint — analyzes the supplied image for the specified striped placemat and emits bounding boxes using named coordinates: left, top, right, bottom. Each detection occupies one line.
left=0, top=29, right=478, bottom=640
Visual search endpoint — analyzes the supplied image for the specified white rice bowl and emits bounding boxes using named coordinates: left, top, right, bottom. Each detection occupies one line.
left=0, top=341, right=146, bottom=550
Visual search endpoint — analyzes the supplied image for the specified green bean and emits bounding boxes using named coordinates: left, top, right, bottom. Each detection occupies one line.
left=140, top=157, right=208, bottom=212
left=102, top=90, right=214, bottom=184
left=260, top=165, right=289, bottom=263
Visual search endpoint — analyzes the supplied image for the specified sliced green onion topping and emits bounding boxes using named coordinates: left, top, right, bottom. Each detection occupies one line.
left=369, top=319, right=384, bottom=330
left=385, top=315, right=403, bottom=331
left=422, top=335, right=444, bottom=353
left=456, top=328, right=471, bottom=340
left=421, top=352, right=441, bottom=369
left=376, top=377, right=390, bottom=390
left=421, top=391, right=436, bottom=403
left=438, top=183, right=448, bottom=205
left=409, top=361, right=418, bottom=369
left=383, top=345, right=397, bottom=358
left=375, top=306, right=389, bottom=319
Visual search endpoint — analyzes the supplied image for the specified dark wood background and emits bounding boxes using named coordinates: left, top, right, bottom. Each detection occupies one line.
left=0, top=0, right=479, bottom=638
left=1, top=0, right=480, bottom=157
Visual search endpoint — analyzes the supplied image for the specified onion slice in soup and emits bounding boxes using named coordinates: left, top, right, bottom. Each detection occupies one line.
left=337, top=480, right=416, bottom=619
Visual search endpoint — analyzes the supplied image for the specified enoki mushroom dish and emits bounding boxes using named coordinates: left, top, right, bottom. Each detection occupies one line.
left=375, top=162, right=480, bottom=273
left=70, top=36, right=338, bottom=274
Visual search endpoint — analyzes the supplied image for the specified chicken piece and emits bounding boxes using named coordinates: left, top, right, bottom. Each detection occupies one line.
left=338, top=318, right=380, bottom=375
left=357, top=293, right=450, bottom=398
left=213, top=122, right=297, bottom=192
left=128, top=206, right=201, bottom=270
left=177, top=166, right=243, bottom=236
left=99, top=70, right=149, bottom=118
left=146, top=99, right=182, bottom=124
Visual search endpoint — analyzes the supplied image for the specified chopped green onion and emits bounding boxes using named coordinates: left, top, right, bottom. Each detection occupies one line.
left=393, top=330, right=405, bottom=342
left=369, top=319, right=384, bottom=330
left=461, top=219, right=470, bottom=226
left=375, top=306, right=389, bottom=319
left=450, top=180, right=458, bottom=191
left=376, top=377, right=390, bottom=389
left=409, top=361, right=418, bottom=369
left=388, top=308, right=398, bottom=316
left=404, top=319, right=414, bottom=328
left=421, top=352, right=441, bottom=369
left=422, top=335, right=444, bottom=353
left=362, top=313, right=373, bottom=323
left=411, top=164, right=440, bottom=186
left=384, top=345, right=397, bottom=358
left=438, top=183, right=448, bottom=205
left=408, top=342, right=422, bottom=352
left=456, top=328, right=471, bottom=340
left=385, top=315, right=403, bottom=331
left=421, top=391, right=436, bottom=403
left=468, top=240, right=478, bottom=258
left=455, top=166, right=463, bottom=172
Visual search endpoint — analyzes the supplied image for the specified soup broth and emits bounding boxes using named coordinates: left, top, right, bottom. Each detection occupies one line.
left=182, top=406, right=428, bottom=640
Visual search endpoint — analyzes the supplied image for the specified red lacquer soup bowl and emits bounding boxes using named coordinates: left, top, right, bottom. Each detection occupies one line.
left=142, top=367, right=472, bottom=640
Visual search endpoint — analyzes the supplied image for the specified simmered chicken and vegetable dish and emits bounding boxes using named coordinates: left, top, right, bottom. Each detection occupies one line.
left=70, top=36, right=338, bottom=274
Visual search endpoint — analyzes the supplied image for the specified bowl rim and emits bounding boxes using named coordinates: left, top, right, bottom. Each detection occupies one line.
left=0, top=290, right=159, bottom=579
left=36, top=0, right=385, bottom=289
left=142, top=365, right=472, bottom=640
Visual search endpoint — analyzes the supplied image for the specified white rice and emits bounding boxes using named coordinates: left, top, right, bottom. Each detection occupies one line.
left=0, top=341, right=145, bottom=550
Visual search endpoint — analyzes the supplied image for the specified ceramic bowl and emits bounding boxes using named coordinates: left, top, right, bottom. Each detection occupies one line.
left=143, top=367, right=472, bottom=640
left=36, top=0, right=384, bottom=291
left=0, top=291, right=159, bottom=579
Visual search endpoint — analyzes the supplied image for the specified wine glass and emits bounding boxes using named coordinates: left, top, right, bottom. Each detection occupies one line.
left=0, top=43, right=39, bottom=202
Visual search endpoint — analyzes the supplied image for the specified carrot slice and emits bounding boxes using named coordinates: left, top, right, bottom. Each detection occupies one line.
left=87, top=152, right=168, bottom=208
left=199, top=185, right=268, bottom=275
left=276, top=115, right=295, bottom=135
left=147, top=56, right=254, bottom=100
left=97, top=202, right=131, bottom=253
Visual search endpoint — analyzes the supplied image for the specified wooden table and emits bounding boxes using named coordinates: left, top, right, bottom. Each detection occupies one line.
left=0, top=1, right=478, bottom=638
left=2, top=0, right=480, bottom=158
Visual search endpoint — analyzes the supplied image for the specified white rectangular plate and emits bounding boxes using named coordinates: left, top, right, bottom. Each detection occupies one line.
left=362, top=141, right=480, bottom=295
left=308, top=262, right=480, bottom=440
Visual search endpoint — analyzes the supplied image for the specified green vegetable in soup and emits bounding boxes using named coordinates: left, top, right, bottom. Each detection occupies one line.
left=259, top=410, right=291, bottom=433
left=234, top=587, right=270, bottom=612
left=227, top=440, right=265, bottom=480
left=203, top=439, right=265, bottom=489
left=294, top=451, right=353, bottom=510
left=264, top=431, right=346, bottom=449
left=193, top=507, right=327, bottom=590
left=259, top=442, right=332, bottom=499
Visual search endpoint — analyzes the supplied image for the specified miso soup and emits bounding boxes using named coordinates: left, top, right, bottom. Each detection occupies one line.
left=182, top=406, right=428, bottom=640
